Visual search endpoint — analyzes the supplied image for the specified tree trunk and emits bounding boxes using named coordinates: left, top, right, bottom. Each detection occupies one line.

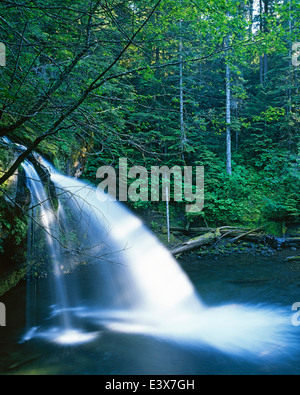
left=259, top=0, right=269, bottom=85
left=226, top=60, right=232, bottom=175
left=249, top=0, right=254, bottom=37
left=179, top=5, right=186, bottom=161
left=288, top=0, right=293, bottom=151
left=170, top=229, right=221, bottom=256
left=264, top=53, right=268, bottom=82
left=286, top=256, right=300, bottom=262
left=260, top=56, right=264, bottom=84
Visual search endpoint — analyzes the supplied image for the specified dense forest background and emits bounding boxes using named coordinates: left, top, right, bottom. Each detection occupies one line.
left=0, top=0, right=299, bottom=246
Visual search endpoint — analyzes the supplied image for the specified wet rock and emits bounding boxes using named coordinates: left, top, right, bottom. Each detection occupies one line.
left=15, top=166, right=31, bottom=208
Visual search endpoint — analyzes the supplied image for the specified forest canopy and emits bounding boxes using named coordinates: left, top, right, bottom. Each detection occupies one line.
left=0, top=0, right=299, bottom=231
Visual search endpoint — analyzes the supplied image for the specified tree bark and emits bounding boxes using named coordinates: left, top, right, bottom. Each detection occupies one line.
left=226, top=60, right=232, bottom=175
left=286, top=256, right=300, bottom=262
left=229, top=226, right=265, bottom=244
left=249, top=0, right=254, bottom=37
left=170, top=229, right=221, bottom=256
left=0, top=0, right=163, bottom=186
left=179, top=2, right=186, bottom=161
left=225, top=23, right=232, bottom=176
left=0, top=0, right=103, bottom=138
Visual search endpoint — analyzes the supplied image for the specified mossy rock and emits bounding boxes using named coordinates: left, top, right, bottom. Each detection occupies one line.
left=0, top=263, right=27, bottom=297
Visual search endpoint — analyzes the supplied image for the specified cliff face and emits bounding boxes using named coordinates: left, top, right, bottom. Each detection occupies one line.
left=0, top=141, right=29, bottom=295
left=0, top=212, right=27, bottom=296
left=0, top=137, right=68, bottom=295
left=0, top=139, right=60, bottom=296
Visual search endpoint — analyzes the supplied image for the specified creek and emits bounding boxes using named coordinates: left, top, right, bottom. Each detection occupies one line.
left=0, top=156, right=299, bottom=375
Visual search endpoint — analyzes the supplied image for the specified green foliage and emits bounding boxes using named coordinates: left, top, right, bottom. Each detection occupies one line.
left=9, top=217, right=28, bottom=246
left=0, top=0, right=299, bottom=237
left=0, top=193, right=28, bottom=261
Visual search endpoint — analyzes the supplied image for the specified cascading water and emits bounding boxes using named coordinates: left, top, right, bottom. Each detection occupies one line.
left=20, top=156, right=293, bottom=357
left=21, top=161, right=72, bottom=334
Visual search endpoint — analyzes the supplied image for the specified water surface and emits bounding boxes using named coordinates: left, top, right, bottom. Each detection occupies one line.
left=1, top=251, right=300, bottom=375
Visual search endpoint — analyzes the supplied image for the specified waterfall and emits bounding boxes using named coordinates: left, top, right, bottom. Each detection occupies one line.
left=46, top=160, right=203, bottom=314
left=20, top=157, right=292, bottom=356
left=21, top=161, right=72, bottom=340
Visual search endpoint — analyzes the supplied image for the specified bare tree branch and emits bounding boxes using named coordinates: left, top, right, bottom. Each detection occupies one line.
left=0, top=1, right=271, bottom=186
left=0, top=0, right=163, bottom=184
left=0, top=0, right=102, bottom=137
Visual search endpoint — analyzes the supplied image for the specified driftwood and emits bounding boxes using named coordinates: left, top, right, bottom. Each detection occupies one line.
left=170, top=226, right=239, bottom=234
left=170, top=226, right=262, bottom=239
left=169, top=224, right=300, bottom=257
left=286, top=256, right=300, bottom=262
left=229, top=226, right=266, bottom=244
left=170, top=225, right=300, bottom=248
left=170, top=229, right=221, bottom=256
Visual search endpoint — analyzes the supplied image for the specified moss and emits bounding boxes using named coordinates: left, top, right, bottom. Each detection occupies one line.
left=0, top=263, right=27, bottom=297
left=0, top=145, right=29, bottom=295
left=0, top=201, right=28, bottom=268
left=265, top=221, right=284, bottom=237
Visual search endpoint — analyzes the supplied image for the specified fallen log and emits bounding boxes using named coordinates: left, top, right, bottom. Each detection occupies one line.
left=170, top=226, right=255, bottom=237
left=285, top=256, right=300, bottom=262
left=170, top=226, right=246, bottom=231
left=170, top=225, right=300, bottom=250
left=170, top=226, right=216, bottom=233
left=170, top=229, right=221, bottom=256
left=229, top=226, right=266, bottom=244
left=170, top=225, right=280, bottom=245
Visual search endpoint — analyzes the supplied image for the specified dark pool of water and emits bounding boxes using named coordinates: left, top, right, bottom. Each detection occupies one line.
left=1, top=251, right=300, bottom=375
